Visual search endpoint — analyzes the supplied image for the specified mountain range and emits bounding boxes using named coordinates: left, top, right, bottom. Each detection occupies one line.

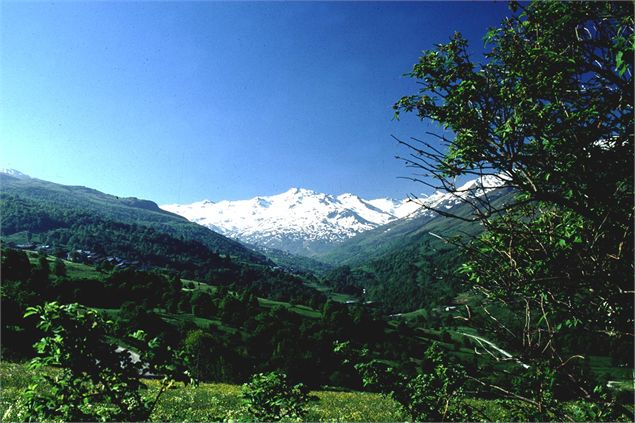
left=161, top=176, right=507, bottom=257
left=162, top=189, right=416, bottom=256
left=0, top=168, right=511, bottom=311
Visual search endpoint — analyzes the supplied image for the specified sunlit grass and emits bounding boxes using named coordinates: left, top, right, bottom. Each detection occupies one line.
left=1, top=362, right=403, bottom=422
left=257, top=298, right=321, bottom=318
left=3, top=360, right=632, bottom=422
left=306, top=390, right=406, bottom=422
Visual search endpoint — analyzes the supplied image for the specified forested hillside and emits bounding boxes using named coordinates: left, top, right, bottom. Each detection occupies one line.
left=0, top=173, right=265, bottom=264
left=318, top=188, right=514, bottom=311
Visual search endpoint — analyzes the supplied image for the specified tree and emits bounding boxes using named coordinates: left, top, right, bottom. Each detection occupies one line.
left=335, top=341, right=470, bottom=422
left=394, top=1, right=632, bottom=220
left=183, top=329, right=241, bottom=383
left=241, top=371, right=310, bottom=421
left=34, top=253, right=50, bottom=282
left=53, top=257, right=66, bottom=277
left=1, top=248, right=32, bottom=281
left=190, top=291, right=215, bottom=317
left=8, top=302, right=191, bottom=422
left=393, top=0, right=633, bottom=417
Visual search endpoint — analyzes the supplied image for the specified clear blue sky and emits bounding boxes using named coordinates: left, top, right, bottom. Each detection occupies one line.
left=1, top=1, right=512, bottom=204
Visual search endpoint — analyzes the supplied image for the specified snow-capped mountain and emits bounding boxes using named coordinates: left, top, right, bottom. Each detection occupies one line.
left=161, top=175, right=507, bottom=257
left=0, top=168, right=31, bottom=179
left=403, top=173, right=510, bottom=219
left=162, top=188, right=420, bottom=256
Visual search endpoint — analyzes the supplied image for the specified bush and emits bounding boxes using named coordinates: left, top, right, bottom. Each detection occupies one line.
left=336, top=341, right=470, bottom=422
left=14, top=302, right=190, bottom=422
left=241, top=371, right=310, bottom=421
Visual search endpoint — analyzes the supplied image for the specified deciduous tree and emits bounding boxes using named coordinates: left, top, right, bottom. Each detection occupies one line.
left=394, top=0, right=633, bottom=417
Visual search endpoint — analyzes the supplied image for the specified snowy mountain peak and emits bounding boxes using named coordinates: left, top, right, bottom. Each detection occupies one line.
left=457, top=173, right=509, bottom=192
left=285, top=187, right=316, bottom=196
left=162, top=176, right=505, bottom=257
left=162, top=187, right=416, bottom=256
left=0, top=168, right=30, bottom=179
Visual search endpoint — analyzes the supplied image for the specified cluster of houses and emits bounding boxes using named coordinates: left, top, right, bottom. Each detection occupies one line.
left=13, top=242, right=48, bottom=251
left=66, top=249, right=135, bottom=268
left=7, top=242, right=136, bottom=269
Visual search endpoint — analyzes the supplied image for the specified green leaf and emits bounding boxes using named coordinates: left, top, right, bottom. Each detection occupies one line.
left=615, top=51, right=625, bottom=75
left=24, top=307, right=40, bottom=318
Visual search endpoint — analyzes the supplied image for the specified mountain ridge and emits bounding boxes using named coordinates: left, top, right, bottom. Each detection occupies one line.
left=162, top=187, right=421, bottom=256
left=0, top=169, right=267, bottom=265
left=162, top=175, right=508, bottom=257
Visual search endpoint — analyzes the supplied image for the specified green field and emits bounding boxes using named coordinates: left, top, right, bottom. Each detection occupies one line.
left=3, top=361, right=632, bottom=422
left=182, top=277, right=325, bottom=319
left=25, top=253, right=106, bottom=280
left=19, top=256, right=635, bottom=394
left=304, top=280, right=358, bottom=304
left=257, top=298, right=322, bottom=318
left=0, top=362, right=404, bottom=422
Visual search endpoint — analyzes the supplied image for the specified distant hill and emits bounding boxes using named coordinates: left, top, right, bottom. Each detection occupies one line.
left=316, top=185, right=516, bottom=312
left=317, top=186, right=514, bottom=267
left=0, top=170, right=268, bottom=268
left=247, top=244, right=335, bottom=277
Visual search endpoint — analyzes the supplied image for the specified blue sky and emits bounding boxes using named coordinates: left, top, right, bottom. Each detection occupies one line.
left=1, top=1, right=512, bottom=204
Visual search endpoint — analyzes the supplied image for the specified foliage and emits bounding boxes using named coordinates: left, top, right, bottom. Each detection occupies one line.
left=336, top=341, right=470, bottom=421
left=1, top=361, right=407, bottom=423
left=183, top=329, right=243, bottom=383
left=1, top=247, right=401, bottom=389
left=306, top=389, right=407, bottom=422
left=241, top=371, right=311, bottom=421
left=403, top=344, right=470, bottom=422
left=393, top=0, right=633, bottom=418
left=53, top=257, right=66, bottom=277
left=14, top=302, right=190, bottom=422
left=4, top=360, right=632, bottom=423
left=318, top=193, right=514, bottom=313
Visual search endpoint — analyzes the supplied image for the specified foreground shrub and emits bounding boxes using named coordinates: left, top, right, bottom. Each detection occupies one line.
left=10, top=302, right=190, bottom=422
left=336, top=341, right=470, bottom=422
left=241, top=371, right=310, bottom=421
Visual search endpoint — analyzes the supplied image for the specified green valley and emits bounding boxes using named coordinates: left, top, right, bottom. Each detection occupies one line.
left=1, top=0, right=633, bottom=421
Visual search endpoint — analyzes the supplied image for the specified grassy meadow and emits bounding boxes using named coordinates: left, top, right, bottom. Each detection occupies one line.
left=3, top=361, right=632, bottom=422
left=0, top=361, right=405, bottom=422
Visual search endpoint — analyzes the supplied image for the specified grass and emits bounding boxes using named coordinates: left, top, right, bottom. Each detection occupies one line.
left=157, top=311, right=241, bottom=335
left=0, top=362, right=34, bottom=420
left=181, top=279, right=216, bottom=293
left=0, top=361, right=404, bottom=422
left=182, top=278, right=324, bottom=319
left=62, top=259, right=106, bottom=279
left=257, top=298, right=322, bottom=318
left=303, top=280, right=358, bottom=304
left=3, top=360, right=633, bottom=422
left=1, top=232, right=44, bottom=245
left=94, top=307, right=240, bottom=336
left=589, top=356, right=634, bottom=380
left=148, top=381, right=406, bottom=422
left=26, top=253, right=105, bottom=280
left=306, top=390, right=406, bottom=422
left=21, top=254, right=328, bottom=322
